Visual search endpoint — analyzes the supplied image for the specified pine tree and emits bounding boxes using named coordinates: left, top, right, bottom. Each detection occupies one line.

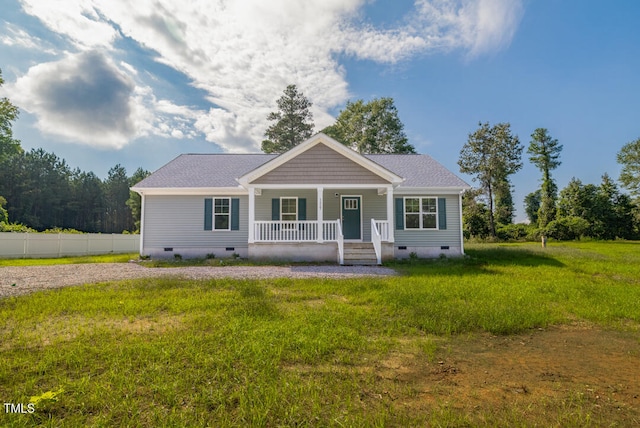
left=528, top=128, right=562, bottom=228
left=261, top=85, right=314, bottom=154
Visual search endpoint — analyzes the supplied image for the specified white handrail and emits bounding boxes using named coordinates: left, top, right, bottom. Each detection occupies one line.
left=371, top=219, right=382, bottom=265
left=336, top=219, right=344, bottom=265
left=375, top=220, right=389, bottom=241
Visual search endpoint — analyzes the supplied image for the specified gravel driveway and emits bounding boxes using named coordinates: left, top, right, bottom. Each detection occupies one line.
left=0, top=263, right=397, bottom=298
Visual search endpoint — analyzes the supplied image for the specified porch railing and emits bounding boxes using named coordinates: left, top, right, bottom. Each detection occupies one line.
left=371, top=219, right=382, bottom=265
left=254, top=220, right=342, bottom=242
left=374, top=220, right=390, bottom=242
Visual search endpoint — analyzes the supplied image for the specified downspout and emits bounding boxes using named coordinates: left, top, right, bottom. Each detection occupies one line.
left=459, top=191, right=465, bottom=255
left=139, top=192, right=145, bottom=256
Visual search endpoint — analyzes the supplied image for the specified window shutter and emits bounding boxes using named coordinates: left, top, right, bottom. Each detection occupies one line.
left=438, top=197, right=447, bottom=230
left=271, top=198, right=280, bottom=221
left=231, top=198, right=240, bottom=230
left=395, top=198, right=404, bottom=230
left=204, top=198, right=213, bottom=231
left=298, top=198, right=306, bottom=221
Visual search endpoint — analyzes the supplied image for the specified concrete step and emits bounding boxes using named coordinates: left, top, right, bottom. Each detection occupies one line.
left=344, top=260, right=379, bottom=265
left=344, top=243, right=375, bottom=249
left=342, top=242, right=378, bottom=265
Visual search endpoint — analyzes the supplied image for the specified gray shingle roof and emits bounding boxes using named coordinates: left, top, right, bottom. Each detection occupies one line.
left=134, top=152, right=469, bottom=189
left=134, top=154, right=276, bottom=188
left=365, top=154, right=470, bottom=188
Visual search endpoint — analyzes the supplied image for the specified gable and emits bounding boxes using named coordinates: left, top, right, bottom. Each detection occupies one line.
left=251, top=143, right=390, bottom=185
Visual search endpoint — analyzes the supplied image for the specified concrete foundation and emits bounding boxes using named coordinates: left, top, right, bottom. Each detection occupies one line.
left=144, top=246, right=248, bottom=259
left=249, top=242, right=338, bottom=262
left=394, top=245, right=463, bottom=259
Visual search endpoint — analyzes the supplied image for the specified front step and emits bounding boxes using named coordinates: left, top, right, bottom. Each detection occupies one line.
left=342, top=243, right=379, bottom=265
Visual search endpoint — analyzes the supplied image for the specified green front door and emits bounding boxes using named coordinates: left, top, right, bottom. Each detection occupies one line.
left=341, top=196, right=361, bottom=240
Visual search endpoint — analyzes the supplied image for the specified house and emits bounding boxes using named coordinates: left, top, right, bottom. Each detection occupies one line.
left=131, top=133, right=470, bottom=264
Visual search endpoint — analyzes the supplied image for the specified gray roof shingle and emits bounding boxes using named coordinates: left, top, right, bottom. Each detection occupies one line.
left=365, top=154, right=470, bottom=188
left=134, top=154, right=276, bottom=188
left=134, top=152, right=469, bottom=190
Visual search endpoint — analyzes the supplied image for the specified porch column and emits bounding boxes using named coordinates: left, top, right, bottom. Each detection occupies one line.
left=317, top=186, right=323, bottom=243
left=386, top=185, right=395, bottom=242
left=248, top=186, right=255, bottom=243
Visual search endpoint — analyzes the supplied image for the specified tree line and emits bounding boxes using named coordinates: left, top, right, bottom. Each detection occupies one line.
left=460, top=122, right=640, bottom=241
left=0, top=68, right=149, bottom=233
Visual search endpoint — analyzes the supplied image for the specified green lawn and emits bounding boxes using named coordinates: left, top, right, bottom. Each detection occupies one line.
left=0, top=253, right=138, bottom=266
left=1, top=241, right=639, bottom=426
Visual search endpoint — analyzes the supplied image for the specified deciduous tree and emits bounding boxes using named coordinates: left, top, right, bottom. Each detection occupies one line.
left=458, top=122, right=523, bottom=237
left=617, top=137, right=640, bottom=198
left=524, top=190, right=541, bottom=225
left=126, top=167, right=151, bottom=232
left=0, top=68, right=22, bottom=162
left=323, top=98, right=416, bottom=154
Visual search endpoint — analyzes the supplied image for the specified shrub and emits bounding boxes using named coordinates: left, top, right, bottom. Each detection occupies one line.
left=495, top=223, right=532, bottom=241
left=544, top=216, right=590, bottom=240
left=0, top=222, right=36, bottom=233
left=42, top=227, right=84, bottom=234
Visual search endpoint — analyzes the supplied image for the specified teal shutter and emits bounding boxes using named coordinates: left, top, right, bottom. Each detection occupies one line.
left=231, top=198, right=240, bottom=230
left=298, top=198, right=306, bottom=221
left=271, top=199, right=280, bottom=220
left=204, top=198, right=213, bottom=231
left=438, top=198, right=447, bottom=230
left=395, top=198, right=404, bottom=230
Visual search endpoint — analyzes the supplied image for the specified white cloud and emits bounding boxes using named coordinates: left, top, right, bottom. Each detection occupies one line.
left=8, top=51, right=202, bottom=149
left=10, top=51, right=142, bottom=148
left=14, top=0, right=524, bottom=152
left=0, top=22, right=56, bottom=54
left=413, top=0, right=524, bottom=57
left=18, top=0, right=118, bottom=49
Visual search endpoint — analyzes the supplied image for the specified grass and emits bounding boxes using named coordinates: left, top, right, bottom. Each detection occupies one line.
left=1, top=241, right=639, bottom=426
left=0, top=253, right=138, bottom=266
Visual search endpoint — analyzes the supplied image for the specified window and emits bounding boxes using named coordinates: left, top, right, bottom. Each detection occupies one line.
left=344, top=198, right=358, bottom=210
left=280, top=197, right=297, bottom=222
left=404, top=197, right=437, bottom=229
left=214, top=198, right=230, bottom=230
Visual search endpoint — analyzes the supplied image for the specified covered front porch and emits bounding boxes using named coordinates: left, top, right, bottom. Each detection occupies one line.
left=246, top=185, right=395, bottom=264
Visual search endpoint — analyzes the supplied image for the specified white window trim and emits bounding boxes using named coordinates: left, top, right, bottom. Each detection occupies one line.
left=404, top=196, right=438, bottom=230
left=280, top=196, right=298, bottom=221
left=213, top=197, right=231, bottom=231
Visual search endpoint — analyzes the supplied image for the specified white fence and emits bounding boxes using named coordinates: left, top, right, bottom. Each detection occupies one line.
left=0, top=233, right=139, bottom=258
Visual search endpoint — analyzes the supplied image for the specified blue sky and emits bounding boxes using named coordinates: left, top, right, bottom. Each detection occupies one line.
left=1, top=0, right=639, bottom=222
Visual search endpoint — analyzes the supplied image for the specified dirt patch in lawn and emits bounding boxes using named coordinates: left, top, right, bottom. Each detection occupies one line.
left=373, top=324, right=640, bottom=424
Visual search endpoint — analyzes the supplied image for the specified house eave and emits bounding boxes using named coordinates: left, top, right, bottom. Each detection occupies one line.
left=131, top=187, right=248, bottom=196
left=394, top=186, right=471, bottom=195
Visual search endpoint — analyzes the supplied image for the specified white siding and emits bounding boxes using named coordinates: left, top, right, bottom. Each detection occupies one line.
left=394, top=194, right=461, bottom=249
left=143, top=195, right=248, bottom=255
